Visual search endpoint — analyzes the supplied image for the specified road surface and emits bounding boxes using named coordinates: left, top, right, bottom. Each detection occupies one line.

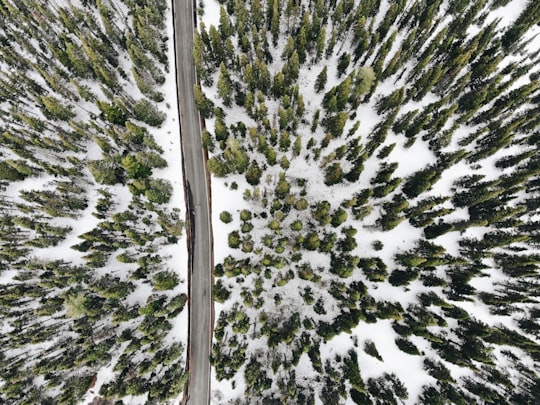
left=171, top=1, right=212, bottom=404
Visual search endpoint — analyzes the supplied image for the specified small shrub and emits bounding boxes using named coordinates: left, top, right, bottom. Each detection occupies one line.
left=152, top=271, right=179, bottom=290
left=220, top=211, right=233, bottom=223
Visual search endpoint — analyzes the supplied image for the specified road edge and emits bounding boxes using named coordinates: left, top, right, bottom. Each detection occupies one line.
left=170, top=0, right=215, bottom=404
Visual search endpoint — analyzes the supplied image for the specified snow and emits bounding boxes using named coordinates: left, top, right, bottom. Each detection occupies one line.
left=470, top=0, right=526, bottom=37
left=196, top=0, right=540, bottom=403
left=388, top=133, right=437, bottom=179
left=77, top=0, right=189, bottom=403
left=349, top=320, right=429, bottom=402
left=199, top=0, right=221, bottom=28
left=0, top=0, right=534, bottom=401
left=211, top=178, right=253, bottom=264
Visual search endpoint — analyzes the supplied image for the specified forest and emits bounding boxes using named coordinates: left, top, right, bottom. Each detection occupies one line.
left=0, top=0, right=539, bottom=404
left=0, top=0, right=188, bottom=403
left=197, top=0, right=540, bottom=403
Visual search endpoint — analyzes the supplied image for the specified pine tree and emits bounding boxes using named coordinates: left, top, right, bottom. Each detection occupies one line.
left=285, top=51, right=300, bottom=83
left=97, top=101, right=126, bottom=125
left=218, top=6, right=233, bottom=39
left=324, top=112, right=349, bottom=137
left=270, top=0, right=280, bottom=45
left=209, top=25, right=224, bottom=62
left=40, top=96, right=75, bottom=121
left=193, top=85, right=215, bottom=118
left=315, top=66, right=328, bottom=93
left=281, top=36, right=295, bottom=60
left=315, top=27, right=326, bottom=62
left=355, top=66, right=375, bottom=96
left=145, top=179, right=172, bottom=204
left=133, top=99, right=165, bottom=127
left=255, top=58, right=271, bottom=93
left=336, top=75, right=352, bottom=110
left=275, top=173, right=291, bottom=198
left=324, top=162, right=344, bottom=185
left=272, top=72, right=285, bottom=98
left=217, top=63, right=233, bottom=107
left=214, top=116, right=228, bottom=143
left=337, top=53, right=351, bottom=78
left=251, top=0, right=264, bottom=29
left=0, top=161, right=28, bottom=181
left=207, top=157, right=229, bottom=177
left=194, top=30, right=212, bottom=86
left=245, top=161, right=263, bottom=185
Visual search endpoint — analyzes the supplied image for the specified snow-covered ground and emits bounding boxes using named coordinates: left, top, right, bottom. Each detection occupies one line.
left=0, top=0, right=188, bottom=403
left=78, top=1, right=188, bottom=403
left=198, top=0, right=540, bottom=403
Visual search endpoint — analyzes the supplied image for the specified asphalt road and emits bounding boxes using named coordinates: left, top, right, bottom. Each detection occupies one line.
left=171, top=1, right=212, bottom=404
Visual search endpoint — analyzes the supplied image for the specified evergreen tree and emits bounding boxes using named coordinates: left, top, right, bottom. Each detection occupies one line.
left=355, top=67, right=376, bottom=96
left=324, top=162, right=344, bottom=185
left=315, top=66, right=328, bottom=93
left=337, top=53, right=351, bottom=78
left=218, top=6, right=233, bottom=39
left=245, top=161, right=263, bottom=185
left=270, top=0, right=280, bottom=45
left=217, top=63, right=233, bottom=107
left=285, top=51, right=300, bottom=83
left=272, top=72, right=285, bottom=98
left=315, top=27, right=326, bottom=62
left=194, top=85, right=215, bottom=118
left=40, top=96, right=75, bottom=121
left=133, top=99, right=165, bottom=127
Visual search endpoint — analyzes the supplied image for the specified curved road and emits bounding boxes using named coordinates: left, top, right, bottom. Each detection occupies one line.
left=171, top=1, right=212, bottom=404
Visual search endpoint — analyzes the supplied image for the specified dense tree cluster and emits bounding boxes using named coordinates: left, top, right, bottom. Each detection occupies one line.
left=0, top=0, right=186, bottom=403
left=197, top=0, right=540, bottom=403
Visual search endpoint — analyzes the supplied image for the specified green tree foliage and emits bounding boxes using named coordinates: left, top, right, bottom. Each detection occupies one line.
left=121, top=155, right=152, bottom=179
left=311, top=200, right=331, bottom=225
left=315, top=66, right=328, bottom=93
left=40, top=96, right=76, bottom=121
left=337, top=53, right=351, bottom=77
left=324, top=162, right=344, bottom=185
left=64, top=292, right=88, bottom=319
left=218, top=6, right=233, bottom=38
left=244, top=357, right=272, bottom=395
left=0, top=160, right=29, bottom=180
left=323, top=111, right=349, bottom=137
left=355, top=67, right=376, bottom=96
left=194, top=84, right=215, bottom=118
left=213, top=279, right=230, bottom=302
left=358, top=257, right=388, bottom=282
left=217, top=63, right=233, bottom=106
left=6, top=0, right=524, bottom=403
left=0, top=2, right=190, bottom=403
left=88, top=158, right=123, bottom=185
left=364, top=340, right=383, bottom=361
left=220, top=211, right=233, bottom=223
left=145, top=179, right=172, bottom=204
left=245, top=161, right=263, bottom=185
left=97, top=101, right=127, bottom=125
left=152, top=271, right=179, bottom=291
left=133, top=99, right=166, bottom=127
left=275, top=173, right=291, bottom=198
left=367, top=373, right=408, bottom=404
left=402, top=166, right=441, bottom=198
